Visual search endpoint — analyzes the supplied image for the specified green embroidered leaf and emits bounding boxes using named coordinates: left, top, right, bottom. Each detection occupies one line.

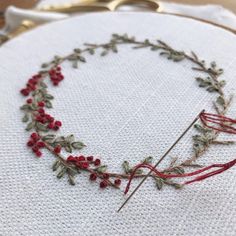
left=57, top=167, right=67, bottom=178
left=20, top=104, right=32, bottom=111
left=72, top=60, right=78, bottom=68
left=36, top=122, right=49, bottom=132
left=45, top=100, right=53, bottom=108
left=65, top=145, right=72, bottom=153
left=219, top=80, right=226, bottom=87
left=71, top=141, right=86, bottom=150
left=88, top=48, right=95, bottom=55
left=42, top=134, right=56, bottom=142
left=68, top=174, right=75, bottom=185
left=66, top=135, right=75, bottom=143
left=111, top=44, right=118, bottom=53
left=44, top=94, right=54, bottom=100
left=41, top=63, right=49, bottom=68
left=160, top=51, right=185, bottom=62
left=196, top=77, right=212, bottom=88
left=31, top=103, right=38, bottom=110
left=74, top=48, right=81, bottom=53
left=216, top=96, right=225, bottom=106
left=130, top=168, right=143, bottom=175
left=155, top=177, right=164, bottom=190
left=164, top=179, right=183, bottom=189
left=25, top=122, right=35, bottom=131
left=150, top=45, right=160, bottom=51
left=22, top=114, right=29, bottom=123
left=40, top=81, right=47, bottom=88
left=143, top=156, right=153, bottom=164
left=55, top=136, right=65, bottom=143
left=101, top=50, right=108, bottom=57
left=52, top=160, right=61, bottom=171
left=122, top=161, right=131, bottom=174
left=96, top=165, right=107, bottom=173
left=207, top=86, right=218, bottom=92
left=78, top=56, right=86, bottom=63
left=172, top=167, right=185, bottom=174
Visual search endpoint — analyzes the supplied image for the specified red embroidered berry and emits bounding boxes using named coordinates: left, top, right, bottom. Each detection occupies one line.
left=38, top=101, right=45, bottom=107
left=75, top=162, right=83, bottom=168
left=102, top=173, right=109, bottom=179
left=55, top=121, right=62, bottom=127
left=67, top=155, right=76, bottom=162
left=81, top=162, right=89, bottom=169
left=53, top=125, right=59, bottom=131
left=32, top=146, right=39, bottom=153
left=100, top=180, right=108, bottom=189
left=114, top=179, right=121, bottom=186
left=36, top=115, right=43, bottom=122
left=77, top=156, right=85, bottom=161
left=28, top=78, right=37, bottom=85
left=49, top=69, right=56, bottom=76
left=89, top=173, right=97, bottom=181
left=20, top=88, right=30, bottom=96
left=94, top=159, right=101, bottom=166
left=31, top=133, right=39, bottom=141
left=26, top=98, right=33, bottom=104
left=41, top=118, right=47, bottom=124
left=27, top=140, right=34, bottom=147
left=48, top=116, right=54, bottom=122
left=56, top=66, right=61, bottom=71
left=27, top=83, right=36, bottom=91
left=47, top=122, right=54, bottom=129
left=53, top=81, right=59, bottom=86
left=87, top=156, right=94, bottom=162
left=36, top=141, right=45, bottom=148
left=54, top=145, right=61, bottom=154
left=32, top=74, right=41, bottom=80
left=45, top=114, right=53, bottom=121
left=38, top=108, right=45, bottom=114
left=35, top=150, right=42, bottom=157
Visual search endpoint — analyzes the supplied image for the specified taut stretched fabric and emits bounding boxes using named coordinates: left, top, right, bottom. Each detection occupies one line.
left=0, top=13, right=236, bottom=236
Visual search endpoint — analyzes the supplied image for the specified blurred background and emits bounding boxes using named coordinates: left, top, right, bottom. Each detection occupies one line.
left=0, top=0, right=236, bottom=30
left=1, top=0, right=236, bottom=12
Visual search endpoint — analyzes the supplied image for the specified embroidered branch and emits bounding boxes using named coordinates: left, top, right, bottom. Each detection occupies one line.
left=20, top=33, right=235, bottom=191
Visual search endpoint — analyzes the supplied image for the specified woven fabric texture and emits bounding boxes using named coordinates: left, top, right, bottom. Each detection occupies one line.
left=0, top=13, right=236, bottom=236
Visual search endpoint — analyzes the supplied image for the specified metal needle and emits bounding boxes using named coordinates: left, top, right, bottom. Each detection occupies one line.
left=117, top=109, right=205, bottom=212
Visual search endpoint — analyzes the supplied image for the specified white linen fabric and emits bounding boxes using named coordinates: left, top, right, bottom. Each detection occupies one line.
left=0, top=13, right=236, bottom=236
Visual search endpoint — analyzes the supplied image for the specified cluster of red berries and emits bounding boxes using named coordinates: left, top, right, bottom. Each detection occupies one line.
left=67, top=155, right=100, bottom=169
left=20, top=74, right=42, bottom=96
left=67, top=155, right=121, bottom=189
left=49, top=66, right=64, bottom=86
left=27, top=133, right=45, bottom=157
left=90, top=172, right=121, bottom=189
left=28, top=100, right=62, bottom=130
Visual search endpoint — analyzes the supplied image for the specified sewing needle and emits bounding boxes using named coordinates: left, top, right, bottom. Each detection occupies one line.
left=117, top=109, right=205, bottom=212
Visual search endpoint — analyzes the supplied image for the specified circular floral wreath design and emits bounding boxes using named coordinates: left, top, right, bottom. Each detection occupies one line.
left=20, top=34, right=234, bottom=191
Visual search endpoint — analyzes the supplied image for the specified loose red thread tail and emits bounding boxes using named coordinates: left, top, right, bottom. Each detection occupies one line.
left=199, top=112, right=236, bottom=134
left=124, top=159, right=236, bottom=194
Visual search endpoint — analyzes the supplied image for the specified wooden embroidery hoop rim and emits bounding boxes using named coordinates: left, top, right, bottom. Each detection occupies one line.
left=158, top=11, right=236, bottom=35
left=1, top=10, right=235, bottom=47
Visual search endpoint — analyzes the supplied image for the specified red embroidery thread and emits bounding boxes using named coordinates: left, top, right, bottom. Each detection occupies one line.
left=125, top=159, right=236, bottom=194
left=200, top=112, right=236, bottom=134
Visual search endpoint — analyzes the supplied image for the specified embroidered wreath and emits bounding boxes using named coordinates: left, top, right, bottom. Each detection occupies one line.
left=20, top=34, right=235, bottom=193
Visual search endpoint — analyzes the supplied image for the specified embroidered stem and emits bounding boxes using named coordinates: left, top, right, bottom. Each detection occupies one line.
left=124, top=159, right=236, bottom=194
left=20, top=33, right=235, bottom=191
